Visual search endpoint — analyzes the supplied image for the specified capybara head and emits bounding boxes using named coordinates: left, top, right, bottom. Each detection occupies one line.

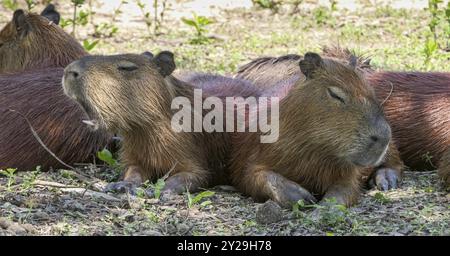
left=0, top=4, right=86, bottom=73
left=62, top=51, right=176, bottom=133
left=284, top=52, right=391, bottom=167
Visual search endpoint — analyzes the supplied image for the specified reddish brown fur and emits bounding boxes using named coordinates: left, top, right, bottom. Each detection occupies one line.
left=0, top=68, right=111, bottom=170
left=236, top=49, right=444, bottom=171
left=0, top=9, right=87, bottom=73
left=229, top=54, right=396, bottom=207
left=0, top=7, right=111, bottom=171
left=368, top=72, right=450, bottom=170
left=62, top=53, right=263, bottom=193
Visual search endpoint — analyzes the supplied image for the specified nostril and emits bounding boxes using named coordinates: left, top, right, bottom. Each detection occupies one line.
left=370, top=136, right=379, bottom=143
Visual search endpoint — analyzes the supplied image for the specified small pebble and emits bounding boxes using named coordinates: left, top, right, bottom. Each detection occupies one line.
left=255, top=200, right=283, bottom=224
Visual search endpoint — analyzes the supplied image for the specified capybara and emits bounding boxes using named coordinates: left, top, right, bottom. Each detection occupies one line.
left=0, top=68, right=111, bottom=170
left=236, top=49, right=404, bottom=191
left=0, top=5, right=111, bottom=171
left=0, top=5, right=87, bottom=73
left=229, top=52, right=398, bottom=207
left=236, top=49, right=450, bottom=172
left=62, top=51, right=261, bottom=194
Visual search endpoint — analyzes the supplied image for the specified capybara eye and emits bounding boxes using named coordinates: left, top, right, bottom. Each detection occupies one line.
left=117, top=62, right=138, bottom=72
left=327, top=87, right=346, bottom=104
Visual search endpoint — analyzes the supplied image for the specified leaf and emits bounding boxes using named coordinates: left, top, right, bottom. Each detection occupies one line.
left=181, top=18, right=197, bottom=27
left=96, top=148, right=116, bottom=166
left=192, top=191, right=215, bottom=205
left=200, top=200, right=212, bottom=207
left=152, top=178, right=166, bottom=199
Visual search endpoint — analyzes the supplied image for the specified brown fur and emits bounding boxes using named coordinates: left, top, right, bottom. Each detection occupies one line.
left=230, top=53, right=395, bottom=207
left=0, top=8, right=87, bottom=73
left=0, top=6, right=111, bottom=171
left=438, top=148, right=450, bottom=186
left=62, top=53, right=263, bottom=193
left=235, top=46, right=373, bottom=90
left=236, top=49, right=449, bottom=171
left=368, top=72, right=450, bottom=170
left=0, top=68, right=111, bottom=170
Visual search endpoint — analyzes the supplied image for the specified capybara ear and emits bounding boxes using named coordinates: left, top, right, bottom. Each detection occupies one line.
left=299, top=52, right=324, bottom=79
left=13, top=9, right=31, bottom=36
left=40, top=4, right=60, bottom=25
left=153, top=51, right=176, bottom=77
left=142, top=51, right=154, bottom=59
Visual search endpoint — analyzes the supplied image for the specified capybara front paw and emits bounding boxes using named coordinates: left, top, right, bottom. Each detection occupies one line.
left=269, top=179, right=317, bottom=208
left=370, top=168, right=400, bottom=191
left=104, top=181, right=138, bottom=195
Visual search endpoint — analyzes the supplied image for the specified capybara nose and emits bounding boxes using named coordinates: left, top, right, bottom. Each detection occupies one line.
left=64, top=60, right=85, bottom=81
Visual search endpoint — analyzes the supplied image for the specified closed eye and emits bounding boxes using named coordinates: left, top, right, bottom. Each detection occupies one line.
left=118, top=63, right=138, bottom=72
left=327, top=87, right=346, bottom=104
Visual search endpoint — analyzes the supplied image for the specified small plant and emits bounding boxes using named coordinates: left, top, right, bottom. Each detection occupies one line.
left=373, top=192, right=391, bottom=204
left=20, top=166, right=40, bottom=191
left=153, top=0, right=168, bottom=35
left=145, top=210, right=159, bottom=223
left=428, top=0, right=442, bottom=43
left=312, top=6, right=331, bottom=25
left=312, top=198, right=349, bottom=228
left=446, top=2, right=450, bottom=49
left=329, top=0, right=338, bottom=11
left=2, top=0, right=18, bottom=11
left=252, top=0, right=280, bottom=12
left=292, top=198, right=314, bottom=214
left=186, top=190, right=215, bottom=208
left=136, top=0, right=152, bottom=34
left=112, top=0, right=128, bottom=22
left=97, top=148, right=119, bottom=168
left=0, top=168, right=17, bottom=191
left=24, top=0, right=36, bottom=11
left=424, top=37, right=438, bottom=67
left=82, top=39, right=99, bottom=51
left=149, top=178, right=165, bottom=199
left=93, top=23, right=119, bottom=38
left=70, top=0, right=88, bottom=36
left=181, top=13, right=214, bottom=44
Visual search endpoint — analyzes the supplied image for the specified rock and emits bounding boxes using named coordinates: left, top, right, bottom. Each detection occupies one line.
left=255, top=200, right=283, bottom=224
left=0, top=217, right=12, bottom=229
left=7, top=223, right=27, bottom=235
left=0, top=217, right=33, bottom=235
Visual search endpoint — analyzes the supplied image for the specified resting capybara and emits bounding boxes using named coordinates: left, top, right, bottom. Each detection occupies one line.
left=236, top=48, right=449, bottom=172
left=0, top=5, right=111, bottom=171
left=229, top=52, right=398, bottom=207
left=62, top=51, right=265, bottom=194
left=236, top=50, right=404, bottom=191
left=0, top=69, right=111, bottom=170
left=0, top=5, right=87, bottom=73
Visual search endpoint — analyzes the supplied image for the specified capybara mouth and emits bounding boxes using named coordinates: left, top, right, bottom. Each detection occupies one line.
left=349, top=142, right=389, bottom=167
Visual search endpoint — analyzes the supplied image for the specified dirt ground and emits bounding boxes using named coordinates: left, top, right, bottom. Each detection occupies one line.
left=0, top=0, right=449, bottom=236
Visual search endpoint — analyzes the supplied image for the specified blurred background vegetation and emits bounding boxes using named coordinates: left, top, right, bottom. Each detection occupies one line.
left=0, top=0, right=449, bottom=73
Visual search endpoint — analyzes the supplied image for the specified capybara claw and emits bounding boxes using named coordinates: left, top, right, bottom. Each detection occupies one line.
left=104, top=181, right=138, bottom=195
left=269, top=177, right=317, bottom=208
left=372, top=168, right=400, bottom=191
